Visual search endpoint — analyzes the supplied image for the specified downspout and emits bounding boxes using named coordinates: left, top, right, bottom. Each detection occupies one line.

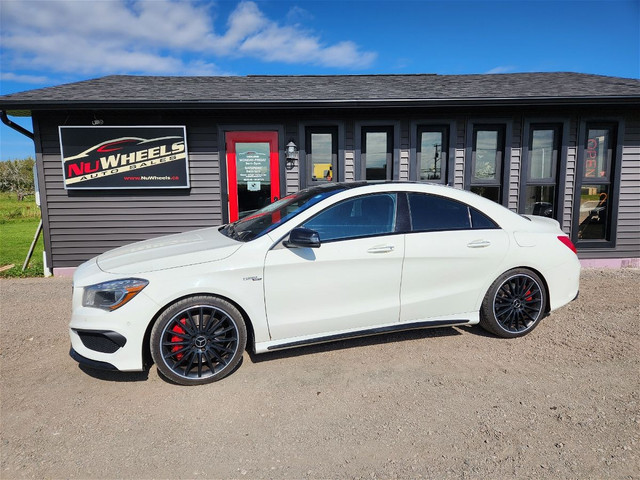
left=1, top=110, right=51, bottom=276
left=1, top=110, right=35, bottom=140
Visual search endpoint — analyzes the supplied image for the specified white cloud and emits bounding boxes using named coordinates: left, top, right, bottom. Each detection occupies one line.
left=0, top=72, right=50, bottom=85
left=485, top=66, right=518, bottom=74
left=0, top=0, right=377, bottom=78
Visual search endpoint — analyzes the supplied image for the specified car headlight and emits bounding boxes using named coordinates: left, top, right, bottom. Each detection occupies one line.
left=82, top=278, right=148, bottom=311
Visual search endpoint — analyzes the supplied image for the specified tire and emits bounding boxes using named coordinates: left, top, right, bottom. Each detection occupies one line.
left=150, top=295, right=247, bottom=386
left=479, top=269, right=547, bottom=338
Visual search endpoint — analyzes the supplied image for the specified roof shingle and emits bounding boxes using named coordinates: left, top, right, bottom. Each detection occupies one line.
left=1, top=72, right=638, bottom=109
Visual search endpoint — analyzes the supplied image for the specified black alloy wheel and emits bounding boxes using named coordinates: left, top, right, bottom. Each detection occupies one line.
left=479, top=269, right=547, bottom=338
left=150, top=296, right=247, bottom=385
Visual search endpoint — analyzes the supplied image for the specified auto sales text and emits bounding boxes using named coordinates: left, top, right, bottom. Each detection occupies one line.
left=65, top=141, right=186, bottom=185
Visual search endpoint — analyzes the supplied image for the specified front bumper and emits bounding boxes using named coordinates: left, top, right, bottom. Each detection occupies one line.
left=69, top=281, right=160, bottom=371
left=69, top=347, right=118, bottom=371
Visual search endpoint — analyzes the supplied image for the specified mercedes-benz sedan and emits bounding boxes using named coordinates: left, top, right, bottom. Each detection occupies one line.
left=69, top=182, right=580, bottom=385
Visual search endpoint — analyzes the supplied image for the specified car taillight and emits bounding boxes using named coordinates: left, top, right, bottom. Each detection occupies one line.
left=558, top=235, right=577, bottom=255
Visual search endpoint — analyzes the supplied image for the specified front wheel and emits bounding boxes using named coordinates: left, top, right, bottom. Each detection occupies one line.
left=479, top=269, right=547, bottom=338
left=150, top=296, right=247, bottom=385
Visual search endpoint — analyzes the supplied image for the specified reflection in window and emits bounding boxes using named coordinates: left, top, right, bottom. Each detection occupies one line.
left=418, top=127, right=447, bottom=182
left=303, top=194, right=396, bottom=242
left=584, top=129, right=611, bottom=180
left=530, top=130, right=555, bottom=179
left=474, top=130, right=499, bottom=180
left=470, top=126, right=505, bottom=204
left=578, top=185, right=609, bottom=240
left=362, top=127, right=393, bottom=180
left=523, top=125, right=561, bottom=218
left=235, top=142, right=271, bottom=218
left=470, top=186, right=501, bottom=204
left=310, top=133, right=334, bottom=182
left=576, top=125, right=615, bottom=242
left=525, top=186, right=555, bottom=217
left=408, top=194, right=498, bottom=232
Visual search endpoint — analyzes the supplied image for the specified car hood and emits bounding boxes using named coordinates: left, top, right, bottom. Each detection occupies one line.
left=97, top=227, right=241, bottom=274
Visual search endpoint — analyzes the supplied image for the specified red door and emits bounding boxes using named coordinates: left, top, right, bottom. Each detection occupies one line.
left=226, top=131, right=280, bottom=222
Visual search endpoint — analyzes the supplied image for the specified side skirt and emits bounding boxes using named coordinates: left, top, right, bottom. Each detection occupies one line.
left=266, top=319, right=469, bottom=351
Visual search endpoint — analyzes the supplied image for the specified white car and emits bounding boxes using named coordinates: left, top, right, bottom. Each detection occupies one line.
left=69, top=182, right=580, bottom=385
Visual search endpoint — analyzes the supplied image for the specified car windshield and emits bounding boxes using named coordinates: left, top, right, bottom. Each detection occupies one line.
left=220, top=184, right=348, bottom=242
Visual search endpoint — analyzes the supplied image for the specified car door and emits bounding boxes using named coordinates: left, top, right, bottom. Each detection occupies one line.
left=264, top=193, right=404, bottom=341
left=400, top=193, right=510, bottom=322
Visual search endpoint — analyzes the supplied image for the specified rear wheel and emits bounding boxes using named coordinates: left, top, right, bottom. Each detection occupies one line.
left=150, top=296, right=246, bottom=385
left=479, top=269, right=547, bottom=338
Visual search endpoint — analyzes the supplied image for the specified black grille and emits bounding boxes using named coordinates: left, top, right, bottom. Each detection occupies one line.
left=77, top=331, right=125, bottom=354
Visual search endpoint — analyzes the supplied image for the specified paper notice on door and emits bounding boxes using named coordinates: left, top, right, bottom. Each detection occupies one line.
left=247, top=181, right=261, bottom=191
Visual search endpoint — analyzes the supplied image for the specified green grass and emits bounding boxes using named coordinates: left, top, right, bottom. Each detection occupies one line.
left=0, top=193, right=44, bottom=277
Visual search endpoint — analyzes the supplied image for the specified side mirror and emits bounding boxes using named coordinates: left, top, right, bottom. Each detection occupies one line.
left=284, top=227, right=321, bottom=249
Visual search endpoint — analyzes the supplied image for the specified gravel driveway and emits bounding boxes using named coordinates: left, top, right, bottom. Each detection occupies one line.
left=1, top=269, right=638, bottom=479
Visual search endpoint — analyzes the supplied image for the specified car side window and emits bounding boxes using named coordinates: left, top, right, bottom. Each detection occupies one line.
left=470, top=208, right=499, bottom=229
left=408, top=193, right=498, bottom=232
left=303, top=193, right=397, bottom=242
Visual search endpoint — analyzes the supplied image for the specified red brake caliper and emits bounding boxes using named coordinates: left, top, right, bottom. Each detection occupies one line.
left=525, top=290, right=533, bottom=302
left=170, top=318, right=187, bottom=360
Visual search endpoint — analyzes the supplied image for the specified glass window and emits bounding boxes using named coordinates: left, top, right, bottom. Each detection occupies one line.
left=303, top=193, right=397, bottom=242
left=529, top=129, right=556, bottom=180
left=470, top=126, right=505, bottom=204
left=577, top=185, right=609, bottom=240
left=584, top=129, right=612, bottom=181
left=307, top=127, right=337, bottom=183
left=576, top=124, right=616, bottom=243
left=417, top=127, right=448, bottom=182
left=525, top=185, right=555, bottom=217
left=221, top=184, right=349, bottom=242
left=470, top=208, right=499, bottom=230
left=235, top=142, right=271, bottom=218
left=522, top=125, right=561, bottom=218
left=362, top=127, right=393, bottom=180
left=408, top=193, right=499, bottom=232
left=408, top=194, right=470, bottom=231
left=470, top=186, right=501, bottom=203
left=473, top=130, right=499, bottom=181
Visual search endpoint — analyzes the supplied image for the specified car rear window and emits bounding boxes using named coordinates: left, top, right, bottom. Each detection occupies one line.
left=408, top=193, right=499, bottom=232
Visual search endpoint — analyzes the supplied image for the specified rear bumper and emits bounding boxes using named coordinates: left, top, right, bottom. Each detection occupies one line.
left=545, top=257, right=581, bottom=312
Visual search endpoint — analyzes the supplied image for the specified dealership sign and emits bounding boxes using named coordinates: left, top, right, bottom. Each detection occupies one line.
left=59, top=126, right=190, bottom=189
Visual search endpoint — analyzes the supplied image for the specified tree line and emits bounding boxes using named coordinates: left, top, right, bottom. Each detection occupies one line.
left=0, top=157, right=35, bottom=201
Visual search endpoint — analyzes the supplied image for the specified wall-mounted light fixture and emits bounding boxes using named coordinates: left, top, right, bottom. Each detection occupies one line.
left=285, top=140, right=298, bottom=170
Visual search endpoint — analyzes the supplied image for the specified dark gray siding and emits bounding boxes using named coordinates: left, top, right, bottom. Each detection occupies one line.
left=35, top=111, right=223, bottom=268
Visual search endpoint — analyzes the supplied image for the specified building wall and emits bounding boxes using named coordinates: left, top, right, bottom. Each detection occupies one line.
left=33, top=106, right=639, bottom=271
left=616, top=115, right=640, bottom=256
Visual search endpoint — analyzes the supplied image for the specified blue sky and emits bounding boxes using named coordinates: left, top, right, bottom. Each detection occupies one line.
left=1, top=0, right=638, bottom=160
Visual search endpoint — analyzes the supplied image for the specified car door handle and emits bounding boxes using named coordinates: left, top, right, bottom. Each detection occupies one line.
left=367, top=245, right=395, bottom=254
left=467, top=240, right=491, bottom=248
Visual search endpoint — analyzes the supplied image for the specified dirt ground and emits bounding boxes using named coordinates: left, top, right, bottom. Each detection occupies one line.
left=1, top=268, right=638, bottom=479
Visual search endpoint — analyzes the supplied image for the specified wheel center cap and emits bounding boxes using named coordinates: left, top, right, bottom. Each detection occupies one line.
left=513, top=299, right=522, bottom=309
left=194, top=336, right=207, bottom=348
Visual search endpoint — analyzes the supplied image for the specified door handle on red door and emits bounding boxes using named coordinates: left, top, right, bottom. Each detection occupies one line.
left=467, top=240, right=491, bottom=248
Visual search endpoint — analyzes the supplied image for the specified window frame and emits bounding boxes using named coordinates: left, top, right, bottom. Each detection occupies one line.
left=406, top=192, right=500, bottom=233
left=301, top=192, right=400, bottom=243
left=299, top=122, right=345, bottom=188
left=519, top=119, right=569, bottom=222
left=355, top=121, right=400, bottom=181
left=410, top=120, right=456, bottom=185
left=464, top=120, right=512, bottom=206
left=572, top=118, right=624, bottom=249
